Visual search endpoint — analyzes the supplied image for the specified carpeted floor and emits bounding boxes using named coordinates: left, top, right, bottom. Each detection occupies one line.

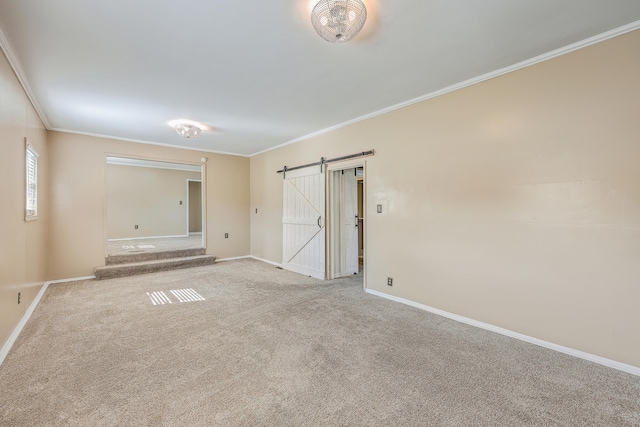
left=1, top=259, right=639, bottom=426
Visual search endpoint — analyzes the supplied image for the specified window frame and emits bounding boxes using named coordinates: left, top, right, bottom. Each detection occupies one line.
left=25, top=140, right=39, bottom=221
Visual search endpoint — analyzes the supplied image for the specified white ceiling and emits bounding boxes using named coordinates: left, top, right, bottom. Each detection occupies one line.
left=1, top=1, right=639, bottom=157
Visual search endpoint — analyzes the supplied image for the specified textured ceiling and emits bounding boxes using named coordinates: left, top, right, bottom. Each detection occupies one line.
left=1, top=0, right=639, bottom=156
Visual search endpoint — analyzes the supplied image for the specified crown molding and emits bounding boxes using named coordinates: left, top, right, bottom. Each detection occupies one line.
left=250, top=20, right=640, bottom=157
left=2, top=17, right=639, bottom=158
left=0, top=26, right=51, bottom=129
left=106, top=156, right=202, bottom=172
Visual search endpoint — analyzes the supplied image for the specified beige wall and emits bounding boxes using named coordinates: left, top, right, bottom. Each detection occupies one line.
left=251, top=30, right=640, bottom=367
left=0, top=49, right=48, bottom=350
left=48, top=132, right=250, bottom=279
left=107, top=164, right=200, bottom=239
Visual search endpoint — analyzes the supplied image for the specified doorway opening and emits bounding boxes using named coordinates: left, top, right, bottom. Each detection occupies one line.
left=105, top=156, right=205, bottom=257
left=327, top=161, right=365, bottom=283
left=357, top=174, right=364, bottom=269
left=187, top=179, right=202, bottom=236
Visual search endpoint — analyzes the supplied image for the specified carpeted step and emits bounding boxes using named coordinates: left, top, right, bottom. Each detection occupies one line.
left=95, top=255, right=216, bottom=280
left=105, top=248, right=205, bottom=265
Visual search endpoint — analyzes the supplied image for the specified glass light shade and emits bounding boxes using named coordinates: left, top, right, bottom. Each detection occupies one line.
left=311, top=0, right=367, bottom=43
left=174, top=123, right=201, bottom=138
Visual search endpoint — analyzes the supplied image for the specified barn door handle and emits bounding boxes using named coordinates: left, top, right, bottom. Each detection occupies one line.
left=355, top=215, right=359, bottom=228
left=317, top=216, right=322, bottom=228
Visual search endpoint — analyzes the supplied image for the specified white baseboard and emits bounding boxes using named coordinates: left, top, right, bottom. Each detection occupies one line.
left=366, top=289, right=640, bottom=377
left=47, top=275, right=96, bottom=284
left=215, top=255, right=283, bottom=268
left=248, top=256, right=282, bottom=268
left=0, top=275, right=95, bottom=367
left=0, top=282, right=49, bottom=366
left=215, top=255, right=252, bottom=262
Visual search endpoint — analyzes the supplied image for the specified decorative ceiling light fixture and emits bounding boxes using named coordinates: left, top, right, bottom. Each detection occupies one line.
left=311, top=0, right=367, bottom=43
left=168, top=120, right=207, bottom=139
left=174, top=123, right=201, bottom=138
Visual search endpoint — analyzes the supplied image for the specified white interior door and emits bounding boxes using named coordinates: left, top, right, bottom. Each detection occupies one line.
left=341, top=169, right=359, bottom=275
left=282, top=166, right=325, bottom=279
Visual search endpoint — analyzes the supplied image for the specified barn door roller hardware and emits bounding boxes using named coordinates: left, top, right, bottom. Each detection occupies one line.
left=277, top=150, right=374, bottom=177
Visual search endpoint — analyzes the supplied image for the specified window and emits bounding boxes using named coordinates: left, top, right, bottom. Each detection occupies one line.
left=25, top=141, right=38, bottom=220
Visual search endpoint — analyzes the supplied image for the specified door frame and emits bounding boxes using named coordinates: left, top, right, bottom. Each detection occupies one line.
left=326, top=159, right=367, bottom=290
left=186, top=179, right=203, bottom=237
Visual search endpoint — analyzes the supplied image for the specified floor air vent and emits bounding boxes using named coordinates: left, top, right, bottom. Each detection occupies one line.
left=147, top=291, right=172, bottom=305
left=170, top=288, right=206, bottom=302
left=147, top=288, right=205, bottom=305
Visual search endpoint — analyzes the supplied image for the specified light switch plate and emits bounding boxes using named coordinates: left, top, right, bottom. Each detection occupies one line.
left=377, top=204, right=382, bottom=213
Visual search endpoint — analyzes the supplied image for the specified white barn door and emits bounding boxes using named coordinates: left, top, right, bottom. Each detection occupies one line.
left=282, top=166, right=325, bottom=279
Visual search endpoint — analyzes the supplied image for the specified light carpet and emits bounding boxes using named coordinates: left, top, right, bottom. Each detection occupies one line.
left=1, top=259, right=639, bottom=426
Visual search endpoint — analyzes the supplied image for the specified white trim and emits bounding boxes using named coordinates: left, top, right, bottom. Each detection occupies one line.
left=105, top=153, right=203, bottom=168
left=200, top=163, right=207, bottom=250
left=0, top=275, right=94, bottom=367
left=216, top=255, right=252, bottom=262
left=249, top=255, right=283, bottom=268
left=107, top=156, right=201, bottom=172
left=50, top=128, right=249, bottom=157
left=327, top=163, right=363, bottom=280
left=0, top=28, right=51, bottom=129
left=48, top=276, right=96, bottom=284
left=108, top=234, right=188, bottom=242
left=366, top=289, right=640, bottom=377
left=326, top=158, right=368, bottom=171
left=250, top=20, right=640, bottom=158
left=217, top=255, right=284, bottom=268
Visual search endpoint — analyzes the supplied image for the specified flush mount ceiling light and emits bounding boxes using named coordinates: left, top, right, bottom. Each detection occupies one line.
left=168, top=120, right=207, bottom=139
left=311, top=0, right=367, bottom=43
left=174, top=123, right=201, bottom=138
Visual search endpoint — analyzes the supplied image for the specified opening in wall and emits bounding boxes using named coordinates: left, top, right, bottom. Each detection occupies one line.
left=327, top=160, right=366, bottom=288
left=105, top=156, right=205, bottom=256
